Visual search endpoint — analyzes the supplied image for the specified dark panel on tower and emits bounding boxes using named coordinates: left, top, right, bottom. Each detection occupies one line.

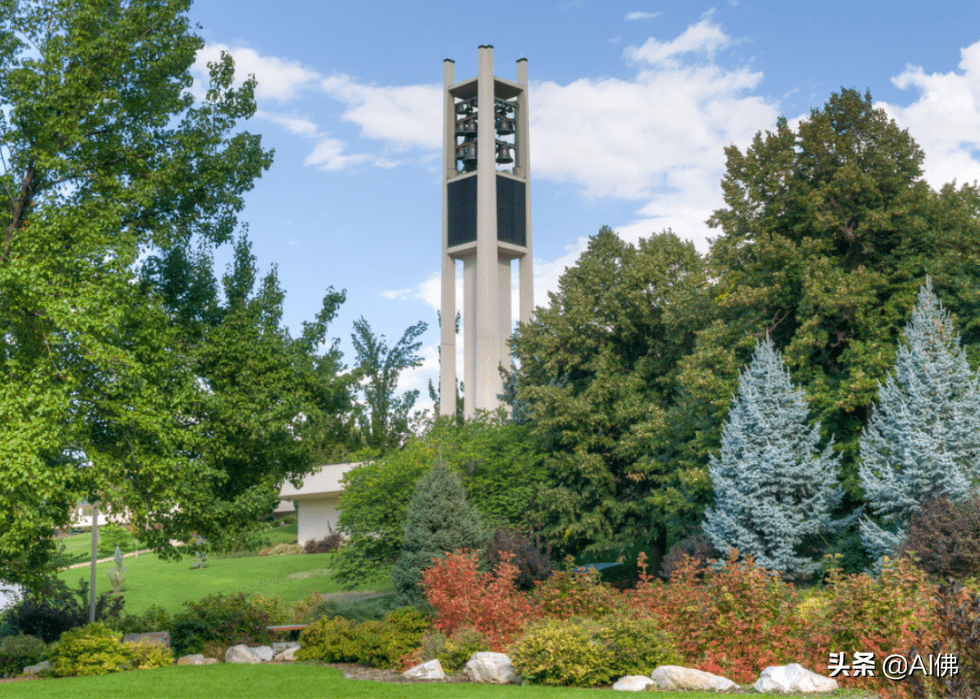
left=447, top=177, right=477, bottom=246
left=496, top=175, right=526, bottom=246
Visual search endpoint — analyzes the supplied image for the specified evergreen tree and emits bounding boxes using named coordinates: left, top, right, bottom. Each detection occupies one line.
left=391, top=456, right=487, bottom=608
left=702, top=339, right=846, bottom=580
left=859, top=279, right=980, bottom=565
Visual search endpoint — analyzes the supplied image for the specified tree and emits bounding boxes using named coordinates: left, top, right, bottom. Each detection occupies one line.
left=508, top=227, right=711, bottom=571
left=350, top=317, right=427, bottom=452
left=334, top=414, right=546, bottom=587
left=693, top=89, right=980, bottom=498
left=702, top=339, right=847, bottom=580
left=0, top=0, right=273, bottom=587
left=859, top=280, right=980, bottom=565
left=138, top=237, right=354, bottom=552
left=391, top=455, right=486, bottom=608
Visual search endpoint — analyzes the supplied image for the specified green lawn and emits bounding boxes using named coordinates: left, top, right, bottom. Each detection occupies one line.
left=0, top=664, right=881, bottom=699
left=57, top=545, right=388, bottom=616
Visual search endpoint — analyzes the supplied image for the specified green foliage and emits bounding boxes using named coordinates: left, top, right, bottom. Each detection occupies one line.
left=596, top=614, right=681, bottom=677
left=350, top=317, right=427, bottom=452
left=259, top=543, right=304, bottom=556
left=392, top=458, right=486, bottom=608
left=510, top=617, right=617, bottom=687
left=123, top=640, right=174, bottom=671
left=295, top=616, right=362, bottom=663
left=509, top=228, right=712, bottom=565
left=48, top=623, right=131, bottom=677
left=106, top=605, right=173, bottom=638
left=2, top=578, right=123, bottom=643
left=335, top=415, right=546, bottom=587
left=96, top=525, right=138, bottom=559
left=0, top=634, right=46, bottom=677
left=408, top=626, right=490, bottom=672
left=533, top=559, right=620, bottom=621
left=0, top=0, right=275, bottom=588
left=168, top=592, right=288, bottom=657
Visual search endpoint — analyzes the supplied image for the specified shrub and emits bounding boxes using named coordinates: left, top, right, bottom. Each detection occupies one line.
left=533, top=558, right=621, bottom=620
left=48, top=622, right=131, bottom=677
left=0, top=634, right=46, bottom=677
left=2, top=578, right=124, bottom=643
left=296, top=616, right=361, bottom=663
left=487, top=521, right=552, bottom=591
left=106, top=605, right=172, bottom=637
left=304, top=527, right=343, bottom=554
left=124, top=640, right=173, bottom=670
left=169, top=592, right=288, bottom=657
left=660, top=527, right=720, bottom=581
left=897, top=491, right=980, bottom=580
left=597, top=614, right=680, bottom=677
left=259, top=543, right=304, bottom=556
left=903, top=579, right=980, bottom=699
left=97, top=524, right=137, bottom=559
left=422, top=550, right=540, bottom=650
left=510, top=617, right=617, bottom=687
left=291, top=592, right=397, bottom=625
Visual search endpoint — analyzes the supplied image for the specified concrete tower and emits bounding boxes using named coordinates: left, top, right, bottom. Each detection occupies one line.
left=440, top=46, right=533, bottom=419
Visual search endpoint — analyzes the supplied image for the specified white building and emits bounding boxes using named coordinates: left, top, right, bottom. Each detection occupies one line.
left=277, top=463, right=360, bottom=545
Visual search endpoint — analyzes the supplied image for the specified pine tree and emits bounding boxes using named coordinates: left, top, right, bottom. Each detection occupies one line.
left=391, top=456, right=487, bottom=608
left=859, top=279, right=980, bottom=565
left=702, top=339, right=846, bottom=579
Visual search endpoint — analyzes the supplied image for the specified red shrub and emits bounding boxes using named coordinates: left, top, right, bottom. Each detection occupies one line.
left=421, top=550, right=541, bottom=650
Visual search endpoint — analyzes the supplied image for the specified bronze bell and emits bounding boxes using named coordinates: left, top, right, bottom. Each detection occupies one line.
left=495, top=143, right=514, bottom=164
left=495, top=115, right=515, bottom=136
left=456, top=141, right=477, bottom=171
left=455, top=100, right=472, bottom=116
left=456, top=116, right=477, bottom=137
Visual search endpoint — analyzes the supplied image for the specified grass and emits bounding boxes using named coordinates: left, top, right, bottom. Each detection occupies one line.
left=0, top=665, right=882, bottom=699
left=56, top=533, right=387, bottom=617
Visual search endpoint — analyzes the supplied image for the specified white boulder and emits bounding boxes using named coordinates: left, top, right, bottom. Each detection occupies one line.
left=463, top=652, right=519, bottom=684
left=274, top=646, right=299, bottom=662
left=177, top=654, right=207, bottom=666
left=225, top=644, right=262, bottom=664
left=651, top=665, right=738, bottom=692
left=754, top=664, right=838, bottom=694
left=271, top=642, right=300, bottom=655
left=613, top=674, right=655, bottom=691
left=23, top=660, right=51, bottom=675
left=252, top=646, right=274, bottom=662
left=403, top=659, right=447, bottom=680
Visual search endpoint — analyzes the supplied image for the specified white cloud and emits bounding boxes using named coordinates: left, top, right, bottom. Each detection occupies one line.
left=380, top=288, right=413, bottom=300
left=304, top=137, right=369, bottom=171
left=192, top=43, right=320, bottom=103
left=320, top=75, right=442, bottom=150
left=877, top=40, right=980, bottom=188
left=625, top=16, right=732, bottom=65
left=626, top=11, right=661, bottom=20
left=255, top=110, right=319, bottom=136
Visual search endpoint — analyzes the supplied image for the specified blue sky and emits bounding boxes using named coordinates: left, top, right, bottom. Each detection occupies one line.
left=184, top=0, right=980, bottom=417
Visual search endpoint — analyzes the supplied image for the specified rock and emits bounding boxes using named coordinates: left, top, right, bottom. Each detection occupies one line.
left=252, top=646, right=274, bottom=662
left=403, top=659, right=446, bottom=680
left=463, top=652, right=519, bottom=684
left=754, top=664, right=838, bottom=694
left=225, top=644, right=262, bottom=664
left=122, top=631, right=171, bottom=648
left=22, top=660, right=51, bottom=675
left=177, top=654, right=208, bottom=666
left=613, top=675, right=655, bottom=691
left=271, top=642, right=300, bottom=655
left=274, top=646, right=299, bottom=662
left=204, top=658, right=219, bottom=665
left=651, top=665, right=738, bottom=692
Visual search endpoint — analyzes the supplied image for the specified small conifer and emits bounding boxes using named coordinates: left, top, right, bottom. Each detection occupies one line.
left=859, top=279, right=980, bottom=566
left=702, top=339, right=846, bottom=580
left=392, top=455, right=487, bottom=608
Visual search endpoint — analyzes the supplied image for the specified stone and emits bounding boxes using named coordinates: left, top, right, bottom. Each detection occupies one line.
left=122, top=631, right=171, bottom=648
left=612, top=675, right=655, bottom=691
left=177, top=654, right=208, bottom=666
left=651, top=665, right=738, bottom=692
left=204, top=658, right=220, bottom=665
left=274, top=646, right=299, bottom=662
left=225, top=644, right=262, bottom=664
left=252, top=646, right=274, bottom=662
left=463, top=652, right=519, bottom=684
left=403, top=659, right=446, bottom=680
left=23, top=660, right=51, bottom=675
left=271, top=642, right=300, bottom=655
left=754, top=664, right=838, bottom=694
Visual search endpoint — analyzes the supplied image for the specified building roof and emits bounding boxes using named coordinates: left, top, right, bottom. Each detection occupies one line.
left=278, top=462, right=361, bottom=502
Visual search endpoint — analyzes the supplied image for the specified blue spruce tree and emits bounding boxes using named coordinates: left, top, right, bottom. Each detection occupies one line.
left=859, top=279, right=980, bottom=566
left=702, top=339, right=846, bottom=579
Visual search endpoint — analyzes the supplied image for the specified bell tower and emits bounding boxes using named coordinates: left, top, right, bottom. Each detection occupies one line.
left=440, top=46, right=533, bottom=419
